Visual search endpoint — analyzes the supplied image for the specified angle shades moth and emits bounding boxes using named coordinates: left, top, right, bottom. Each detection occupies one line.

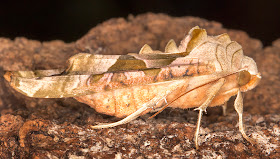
left=4, top=26, right=261, bottom=149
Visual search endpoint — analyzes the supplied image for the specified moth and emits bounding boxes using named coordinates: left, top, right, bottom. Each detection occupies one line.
left=4, top=26, right=261, bottom=149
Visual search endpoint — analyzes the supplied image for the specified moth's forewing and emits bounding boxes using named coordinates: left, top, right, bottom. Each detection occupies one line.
left=65, top=52, right=191, bottom=75
left=5, top=50, right=215, bottom=98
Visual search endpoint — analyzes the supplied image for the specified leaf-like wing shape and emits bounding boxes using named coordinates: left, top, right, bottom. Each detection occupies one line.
left=64, top=53, right=193, bottom=75
left=4, top=65, right=229, bottom=99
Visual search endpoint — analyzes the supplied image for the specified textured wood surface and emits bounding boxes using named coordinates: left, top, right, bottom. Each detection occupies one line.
left=0, top=13, right=279, bottom=158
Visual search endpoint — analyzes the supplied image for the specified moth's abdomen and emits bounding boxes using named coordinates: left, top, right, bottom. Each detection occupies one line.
left=75, top=81, right=184, bottom=118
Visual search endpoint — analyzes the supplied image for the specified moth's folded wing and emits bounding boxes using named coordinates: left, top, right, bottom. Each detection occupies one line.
left=64, top=53, right=192, bottom=75
left=5, top=72, right=95, bottom=98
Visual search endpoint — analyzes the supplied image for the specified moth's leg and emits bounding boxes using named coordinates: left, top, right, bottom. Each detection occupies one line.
left=222, top=102, right=227, bottom=116
left=194, top=78, right=225, bottom=149
left=91, top=94, right=170, bottom=129
left=234, top=90, right=256, bottom=145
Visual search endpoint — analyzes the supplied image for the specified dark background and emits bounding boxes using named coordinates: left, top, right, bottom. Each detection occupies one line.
left=0, top=0, right=279, bottom=46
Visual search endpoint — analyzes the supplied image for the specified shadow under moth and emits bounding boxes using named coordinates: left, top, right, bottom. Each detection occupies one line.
left=4, top=26, right=261, bottom=149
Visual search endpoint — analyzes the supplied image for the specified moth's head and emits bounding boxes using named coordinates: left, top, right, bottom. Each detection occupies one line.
left=238, top=56, right=261, bottom=92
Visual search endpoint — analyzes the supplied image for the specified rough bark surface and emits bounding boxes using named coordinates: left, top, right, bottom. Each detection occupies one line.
left=0, top=13, right=279, bottom=158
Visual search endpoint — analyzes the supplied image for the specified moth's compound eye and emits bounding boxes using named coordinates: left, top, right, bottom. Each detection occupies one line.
left=238, top=70, right=251, bottom=86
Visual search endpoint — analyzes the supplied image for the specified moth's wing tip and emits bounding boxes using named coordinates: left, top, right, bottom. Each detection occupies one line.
left=3, top=71, right=13, bottom=83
